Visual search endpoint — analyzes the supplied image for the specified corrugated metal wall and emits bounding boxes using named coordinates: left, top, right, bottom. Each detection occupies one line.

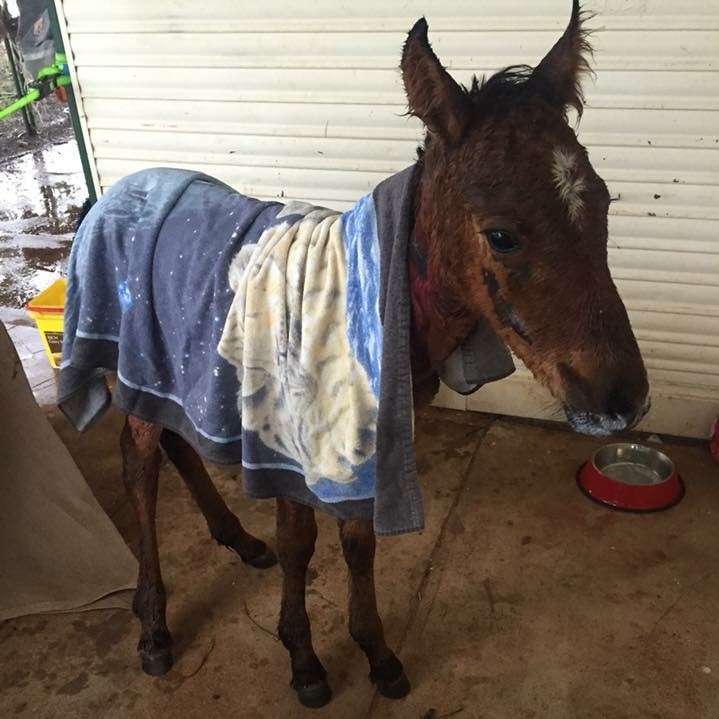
left=54, top=0, right=719, bottom=438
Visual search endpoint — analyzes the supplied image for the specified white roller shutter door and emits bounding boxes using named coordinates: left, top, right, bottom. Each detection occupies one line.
left=54, top=0, right=719, bottom=437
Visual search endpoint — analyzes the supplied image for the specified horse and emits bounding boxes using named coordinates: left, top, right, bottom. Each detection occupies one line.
left=60, top=0, right=649, bottom=708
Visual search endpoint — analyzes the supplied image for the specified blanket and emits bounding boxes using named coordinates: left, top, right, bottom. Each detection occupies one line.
left=58, top=166, right=514, bottom=535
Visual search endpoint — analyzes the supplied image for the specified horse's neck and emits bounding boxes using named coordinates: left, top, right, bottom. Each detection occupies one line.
left=409, top=175, right=477, bottom=371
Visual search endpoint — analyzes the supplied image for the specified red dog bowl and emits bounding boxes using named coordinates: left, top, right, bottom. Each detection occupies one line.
left=578, top=443, right=683, bottom=512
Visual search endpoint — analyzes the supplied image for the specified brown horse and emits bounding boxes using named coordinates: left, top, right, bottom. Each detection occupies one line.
left=116, top=1, right=648, bottom=709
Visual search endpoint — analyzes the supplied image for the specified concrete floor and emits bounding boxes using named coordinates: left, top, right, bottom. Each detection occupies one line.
left=1, top=398, right=718, bottom=719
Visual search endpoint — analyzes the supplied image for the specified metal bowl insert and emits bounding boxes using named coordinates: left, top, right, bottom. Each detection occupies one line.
left=592, top=443, right=675, bottom=486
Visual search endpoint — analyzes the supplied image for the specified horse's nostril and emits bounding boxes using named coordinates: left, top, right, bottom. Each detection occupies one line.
left=605, top=384, right=636, bottom=421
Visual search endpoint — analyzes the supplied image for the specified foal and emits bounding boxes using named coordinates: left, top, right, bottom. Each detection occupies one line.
left=116, top=1, right=648, bottom=708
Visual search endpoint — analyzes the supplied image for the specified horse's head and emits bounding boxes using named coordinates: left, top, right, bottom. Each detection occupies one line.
left=402, top=1, right=649, bottom=436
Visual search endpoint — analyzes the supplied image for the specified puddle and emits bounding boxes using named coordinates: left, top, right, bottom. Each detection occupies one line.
left=0, top=140, right=85, bottom=309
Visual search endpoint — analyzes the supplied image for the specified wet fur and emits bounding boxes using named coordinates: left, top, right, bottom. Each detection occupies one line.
left=402, top=2, right=647, bottom=425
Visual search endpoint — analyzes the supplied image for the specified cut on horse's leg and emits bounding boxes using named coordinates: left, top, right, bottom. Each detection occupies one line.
left=121, top=416, right=172, bottom=675
left=276, top=499, right=331, bottom=708
left=160, top=429, right=276, bottom=569
left=338, top=518, right=410, bottom=699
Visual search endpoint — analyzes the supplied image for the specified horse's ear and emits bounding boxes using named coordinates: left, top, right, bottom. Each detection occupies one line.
left=532, top=0, right=593, bottom=117
left=401, top=18, right=471, bottom=144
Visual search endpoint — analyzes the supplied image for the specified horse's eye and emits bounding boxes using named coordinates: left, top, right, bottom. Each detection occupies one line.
left=485, top=229, right=520, bottom=254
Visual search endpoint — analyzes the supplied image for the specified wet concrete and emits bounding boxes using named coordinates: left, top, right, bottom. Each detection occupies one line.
left=0, top=140, right=84, bottom=309
left=0, top=139, right=85, bottom=403
left=1, top=406, right=716, bottom=719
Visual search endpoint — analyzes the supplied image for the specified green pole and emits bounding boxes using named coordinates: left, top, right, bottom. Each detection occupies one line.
left=46, top=0, right=97, bottom=204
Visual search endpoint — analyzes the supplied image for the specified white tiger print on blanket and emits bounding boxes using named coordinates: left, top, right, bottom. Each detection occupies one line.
left=218, top=197, right=382, bottom=502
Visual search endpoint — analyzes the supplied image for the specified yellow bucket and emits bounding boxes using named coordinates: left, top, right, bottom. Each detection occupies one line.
left=26, top=278, right=66, bottom=369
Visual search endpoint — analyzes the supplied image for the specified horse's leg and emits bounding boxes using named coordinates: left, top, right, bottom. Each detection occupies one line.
left=276, top=498, right=332, bottom=708
left=120, top=415, right=173, bottom=675
left=338, top=519, right=410, bottom=699
left=159, top=429, right=276, bottom=569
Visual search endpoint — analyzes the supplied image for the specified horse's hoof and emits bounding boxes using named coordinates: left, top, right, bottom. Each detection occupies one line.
left=241, top=543, right=278, bottom=570
left=374, top=669, right=411, bottom=700
left=293, top=678, right=332, bottom=708
left=140, top=648, right=173, bottom=676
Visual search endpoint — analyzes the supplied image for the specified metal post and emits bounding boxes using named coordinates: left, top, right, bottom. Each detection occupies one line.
left=3, top=33, right=37, bottom=136
left=46, top=0, right=97, bottom=203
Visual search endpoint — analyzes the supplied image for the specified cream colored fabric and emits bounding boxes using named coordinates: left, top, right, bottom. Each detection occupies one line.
left=218, top=203, right=380, bottom=492
left=0, top=322, right=136, bottom=621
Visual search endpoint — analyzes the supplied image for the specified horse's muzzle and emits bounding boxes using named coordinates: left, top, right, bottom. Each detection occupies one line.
left=565, top=395, right=651, bottom=437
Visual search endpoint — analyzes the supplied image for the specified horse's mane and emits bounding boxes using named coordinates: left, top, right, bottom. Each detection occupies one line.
left=466, top=65, right=536, bottom=105
left=414, top=62, right=575, bottom=159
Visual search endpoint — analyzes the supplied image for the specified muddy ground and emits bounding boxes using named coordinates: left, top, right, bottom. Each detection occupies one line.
left=0, top=46, right=84, bottom=316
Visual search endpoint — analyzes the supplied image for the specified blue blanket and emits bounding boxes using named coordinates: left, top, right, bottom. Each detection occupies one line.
left=59, top=166, right=514, bottom=535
